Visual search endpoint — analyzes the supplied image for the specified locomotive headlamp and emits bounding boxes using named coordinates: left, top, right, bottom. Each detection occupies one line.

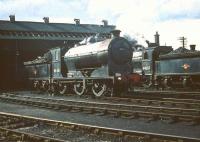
left=117, top=77, right=122, bottom=80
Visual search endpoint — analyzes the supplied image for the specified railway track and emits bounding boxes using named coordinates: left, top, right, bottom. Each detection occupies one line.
left=101, top=96, right=200, bottom=110
left=133, top=90, right=200, bottom=95
left=0, top=111, right=199, bottom=142
left=128, top=90, right=200, bottom=99
left=0, top=93, right=200, bottom=124
left=5, top=92, right=200, bottom=109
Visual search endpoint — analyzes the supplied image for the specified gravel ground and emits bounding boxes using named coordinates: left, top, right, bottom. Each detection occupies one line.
left=0, top=95, right=199, bottom=140
left=17, top=124, right=119, bottom=142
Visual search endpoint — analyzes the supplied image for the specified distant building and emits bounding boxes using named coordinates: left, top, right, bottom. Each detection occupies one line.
left=0, top=16, right=115, bottom=89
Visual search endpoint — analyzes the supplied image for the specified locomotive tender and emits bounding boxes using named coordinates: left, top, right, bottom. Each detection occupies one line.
left=156, top=45, right=200, bottom=89
left=24, top=30, right=137, bottom=97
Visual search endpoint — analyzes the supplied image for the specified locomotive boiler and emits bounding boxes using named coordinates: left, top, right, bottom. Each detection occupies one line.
left=64, top=30, right=132, bottom=77
left=64, top=30, right=133, bottom=96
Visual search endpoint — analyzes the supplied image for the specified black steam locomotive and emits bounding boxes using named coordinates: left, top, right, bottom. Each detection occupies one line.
left=24, top=30, right=138, bottom=97
left=132, top=32, right=200, bottom=91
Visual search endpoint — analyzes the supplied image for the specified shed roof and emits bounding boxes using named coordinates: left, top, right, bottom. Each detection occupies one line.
left=0, top=20, right=115, bottom=40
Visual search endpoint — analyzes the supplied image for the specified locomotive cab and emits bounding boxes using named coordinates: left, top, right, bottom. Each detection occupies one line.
left=132, top=39, right=172, bottom=88
left=50, top=47, right=68, bottom=78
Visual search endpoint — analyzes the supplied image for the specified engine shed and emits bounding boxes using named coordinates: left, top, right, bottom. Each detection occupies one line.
left=0, top=16, right=115, bottom=90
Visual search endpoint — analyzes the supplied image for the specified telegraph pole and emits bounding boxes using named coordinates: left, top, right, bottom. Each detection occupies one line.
left=178, top=37, right=187, bottom=48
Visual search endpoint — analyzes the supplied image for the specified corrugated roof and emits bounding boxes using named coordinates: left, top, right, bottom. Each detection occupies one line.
left=0, top=20, right=115, bottom=33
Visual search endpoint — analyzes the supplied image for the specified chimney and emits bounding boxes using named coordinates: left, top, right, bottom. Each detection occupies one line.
left=43, top=17, right=49, bottom=23
left=111, top=30, right=121, bottom=38
left=9, top=15, right=15, bottom=22
left=74, top=18, right=80, bottom=25
left=190, top=44, right=196, bottom=51
left=102, top=20, right=108, bottom=26
left=154, top=31, right=160, bottom=46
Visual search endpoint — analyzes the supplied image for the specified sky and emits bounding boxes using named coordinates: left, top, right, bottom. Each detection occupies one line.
left=0, top=0, right=200, bottom=49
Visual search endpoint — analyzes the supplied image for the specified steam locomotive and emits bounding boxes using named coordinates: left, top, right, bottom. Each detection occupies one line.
left=132, top=32, right=200, bottom=91
left=24, top=30, right=139, bottom=97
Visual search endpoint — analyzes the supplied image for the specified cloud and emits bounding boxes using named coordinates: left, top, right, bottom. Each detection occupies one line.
left=86, top=0, right=200, bottom=49
left=155, top=19, right=200, bottom=48
left=0, top=0, right=88, bottom=23
left=159, top=0, right=200, bottom=20
left=86, top=0, right=158, bottom=25
left=0, top=0, right=46, bottom=20
left=0, top=0, right=200, bottom=49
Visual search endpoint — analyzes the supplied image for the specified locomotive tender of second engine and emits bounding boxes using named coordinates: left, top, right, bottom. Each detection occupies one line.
left=156, top=45, right=200, bottom=89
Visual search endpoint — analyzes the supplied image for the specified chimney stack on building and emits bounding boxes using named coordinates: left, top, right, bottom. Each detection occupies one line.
left=9, top=15, right=15, bottom=22
left=43, top=17, right=49, bottom=23
left=74, top=19, right=80, bottom=25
